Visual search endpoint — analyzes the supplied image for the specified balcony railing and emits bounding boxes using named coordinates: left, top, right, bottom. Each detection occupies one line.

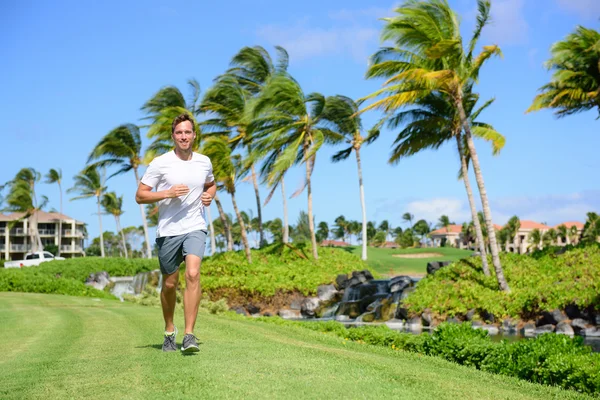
left=0, top=228, right=5, bottom=235
left=10, top=244, right=31, bottom=252
left=61, top=245, right=83, bottom=252
left=62, top=230, right=85, bottom=237
left=38, top=229, right=56, bottom=236
left=9, top=228, right=25, bottom=236
left=0, top=245, right=5, bottom=251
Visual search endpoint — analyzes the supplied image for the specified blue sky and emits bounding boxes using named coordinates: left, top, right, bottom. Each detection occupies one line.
left=1, top=0, right=599, bottom=248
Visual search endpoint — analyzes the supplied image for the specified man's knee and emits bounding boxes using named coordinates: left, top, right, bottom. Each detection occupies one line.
left=163, top=276, right=178, bottom=291
left=185, top=267, right=200, bottom=284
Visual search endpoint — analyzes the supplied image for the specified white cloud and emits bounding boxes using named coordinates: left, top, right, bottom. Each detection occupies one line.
left=556, top=0, right=600, bottom=19
left=482, top=0, right=529, bottom=46
left=405, top=198, right=471, bottom=224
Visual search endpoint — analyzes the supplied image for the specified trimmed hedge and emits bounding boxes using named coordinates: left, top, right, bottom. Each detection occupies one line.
left=251, top=317, right=600, bottom=396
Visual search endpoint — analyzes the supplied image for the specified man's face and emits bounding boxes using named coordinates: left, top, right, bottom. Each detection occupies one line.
left=172, top=120, right=196, bottom=151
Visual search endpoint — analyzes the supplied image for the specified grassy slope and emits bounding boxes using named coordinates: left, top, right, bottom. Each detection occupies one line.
left=0, top=293, right=590, bottom=400
left=351, top=246, right=474, bottom=275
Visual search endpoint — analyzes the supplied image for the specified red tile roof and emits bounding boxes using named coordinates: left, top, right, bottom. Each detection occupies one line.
left=430, top=224, right=462, bottom=235
left=0, top=210, right=84, bottom=224
left=518, top=220, right=550, bottom=230
left=554, top=221, right=584, bottom=229
left=321, top=240, right=350, bottom=247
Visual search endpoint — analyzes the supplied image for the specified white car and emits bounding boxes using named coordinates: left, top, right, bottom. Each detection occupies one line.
left=4, top=251, right=65, bottom=268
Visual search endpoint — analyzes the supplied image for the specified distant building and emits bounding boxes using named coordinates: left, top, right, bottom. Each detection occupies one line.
left=383, top=241, right=399, bottom=249
left=430, top=220, right=585, bottom=253
left=320, top=240, right=351, bottom=247
left=0, top=210, right=87, bottom=260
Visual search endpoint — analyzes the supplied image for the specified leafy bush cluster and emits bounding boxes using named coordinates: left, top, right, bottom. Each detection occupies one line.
left=0, top=269, right=114, bottom=299
left=403, top=246, right=600, bottom=319
left=124, top=285, right=228, bottom=314
left=251, top=317, right=600, bottom=395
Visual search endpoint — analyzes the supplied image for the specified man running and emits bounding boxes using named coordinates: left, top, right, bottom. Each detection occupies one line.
left=135, top=113, right=216, bottom=353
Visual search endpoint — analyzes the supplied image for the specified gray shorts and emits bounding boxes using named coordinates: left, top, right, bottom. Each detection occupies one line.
left=155, top=230, right=207, bottom=275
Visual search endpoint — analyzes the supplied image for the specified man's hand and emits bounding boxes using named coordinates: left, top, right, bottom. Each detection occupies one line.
left=200, top=191, right=213, bottom=206
left=166, top=184, right=190, bottom=198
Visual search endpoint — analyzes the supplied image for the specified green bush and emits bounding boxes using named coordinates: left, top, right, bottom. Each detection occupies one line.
left=403, top=246, right=600, bottom=319
left=250, top=316, right=600, bottom=395
left=0, top=269, right=115, bottom=299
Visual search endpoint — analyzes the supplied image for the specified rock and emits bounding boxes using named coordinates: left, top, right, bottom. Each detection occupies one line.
left=481, top=311, right=495, bottom=323
left=388, top=276, right=412, bottom=293
left=465, top=309, right=477, bottom=321
left=335, top=274, right=349, bottom=290
left=421, top=311, right=433, bottom=327
left=246, top=304, right=260, bottom=315
left=540, top=309, right=568, bottom=325
left=230, top=306, right=247, bottom=316
left=501, top=318, right=517, bottom=333
left=395, top=306, right=409, bottom=321
left=351, top=270, right=374, bottom=284
left=335, top=314, right=351, bottom=322
left=534, top=324, right=555, bottom=335
left=426, top=261, right=451, bottom=275
left=336, top=302, right=361, bottom=319
left=385, top=319, right=404, bottom=330
left=290, top=298, right=303, bottom=310
left=471, top=321, right=483, bottom=328
left=359, top=312, right=376, bottom=323
left=262, top=311, right=273, bottom=317
left=317, top=284, right=337, bottom=302
left=447, top=316, right=460, bottom=324
left=278, top=309, right=301, bottom=319
left=407, top=317, right=422, bottom=331
left=565, top=304, right=581, bottom=320
left=571, top=318, right=590, bottom=333
left=556, top=321, right=574, bottom=336
left=582, top=327, right=600, bottom=337
left=477, top=325, right=499, bottom=335
left=519, top=322, right=536, bottom=336
left=85, top=271, right=111, bottom=291
left=300, top=297, right=320, bottom=318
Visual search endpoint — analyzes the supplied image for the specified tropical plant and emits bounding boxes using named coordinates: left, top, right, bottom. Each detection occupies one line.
left=101, top=192, right=128, bottom=258
left=569, top=225, right=580, bottom=245
left=361, top=0, right=509, bottom=291
left=3, top=168, right=46, bottom=253
left=542, top=228, right=558, bottom=247
left=402, top=212, right=414, bottom=228
left=250, top=73, right=344, bottom=259
left=437, top=215, right=454, bottom=232
left=44, top=168, right=63, bottom=256
left=319, top=95, right=379, bottom=260
left=201, top=136, right=252, bottom=262
left=528, top=229, right=542, bottom=252
left=68, top=166, right=107, bottom=257
left=413, top=219, right=431, bottom=245
left=333, top=215, right=348, bottom=242
left=88, top=124, right=152, bottom=258
left=527, top=26, right=600, bottom=118
left=556, top=224, right=568, bottom=245
left=378, top=220, right=390, bottom=242
left=503, top=216, right=521, bottom=252
left=582, top=212, right=600, bottom=245
left=316, top=221, right=329, bottom=243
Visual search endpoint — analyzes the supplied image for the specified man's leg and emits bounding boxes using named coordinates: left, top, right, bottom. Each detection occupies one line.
left=183, top=254, right=202, bottom=334
left=161, top=270, right=180, bottom=332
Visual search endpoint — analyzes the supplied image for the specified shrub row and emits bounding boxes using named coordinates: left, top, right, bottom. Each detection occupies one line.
left=251, top=317, right=600, bottom=396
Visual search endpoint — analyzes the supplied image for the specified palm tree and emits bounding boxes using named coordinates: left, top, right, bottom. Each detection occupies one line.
left=88, top=124, right=153, bottom=258
left=361, top=0, right=509, bottom=291
left=504, top=216, right=521, bottom=252
left=556, top=224, right=568, bottom=245
left=582, top=212, right=600, bottom=245
left=528, top=229, right=542, bottom=252
left=569, top=225, right=580, bottom=245
left=250, top=74, right=343, bottom=259
left=334, top=215, right=348, bottom=243
left=68, top=166, right=107, bottom=257
left=316, top=221, right=329, bottom=243
left=201, top=136, right=252, bottom=262
left=318, top=95, right=379, bottom=260
left=44, top=168, right=63, bottom=256
left=527, top=26, right=600, bottom=118
left=378, top=220, right=391, bottom=243
left=437, top=215, right=454, bottom=232
left=3, top=168, right=46, bottom=253
left=402, top=213, right=414, bottom=228
left=542, top=228, right=558, bottom=247
left=101, top=192, right=128, bottom=258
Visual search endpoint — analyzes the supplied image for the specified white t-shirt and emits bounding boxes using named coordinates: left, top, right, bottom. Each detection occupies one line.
left=141, top=151, right=214, bottom=238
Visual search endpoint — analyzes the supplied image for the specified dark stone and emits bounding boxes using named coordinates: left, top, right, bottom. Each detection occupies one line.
left=535, top=324, right=555, bottom=335
left=471, top=321, right=483, bottom=328
left=262, top=312, right=273, bottom=317
left=300, top=298, right=320, bottom=318
left=408, top=316, right=422, bottom=330
left=565, top=304, right=581, bottom=320
left=447, top=317, right=460, bottom=324
left=556, top=321, right=574, bottom=335
left=290, top=299, right=302, bottom=310
left=502, top=318, right=517, bottom=333
left=481, top=311, right=495, bottom=323
left=519, top=322, right=536, bottom=336
left=347, top=277, right=362, bottom=288
left=395, top=306, right=409, bottom=321
left=571, top=318, right=589, bottom=333
left=421, top=311, right=433, bottom=327
left=426, top=261, right=451, bottom=275
left=388, top=276, right=412, bottom=293
left=360, top=312, right=376, bottom=323
left=540, top=309, right=568, bottom=325
left=351, top=270, right=374, bottom=284
left=335, top=301, right=361, bottom=319
left=231, top=306, right=247, bottom=316
left=465, top=309, right=476, bottom=321
left=581, top=328, right=600, bottom=337
left=335, top=274, right=349, bottom=290
left=317, top=284, right=337, bottom=302
left=246, top=304, right=260, bottom=314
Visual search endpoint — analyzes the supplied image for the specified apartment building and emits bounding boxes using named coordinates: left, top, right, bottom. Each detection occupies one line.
left=0, top=210, right=87, bottom=260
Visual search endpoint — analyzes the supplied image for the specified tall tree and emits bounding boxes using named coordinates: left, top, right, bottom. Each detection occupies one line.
left=250, top=74, right=343, bottom=259
left=402, top=213, right=414, bottom=228
left=504, top=216, right=521, bottom=252
left=88, top=124, right=152, bottom=258
left=316, top=221, right=329, bottom=243
left=437, top=215, right=454, bottom=232
left=3, top=168, right=46, bottom=253
left=556, top=224, right=568, bottom=245
left=44, top=168, right=63, bottom=256
left=582, top=212, right=600, bottom=245
left=101, top=192, right=128, bottom=258
left=319, top=95, right=379, bottom=260
left=528, top=26, right=600, bottom=118
left=202, top=136, right=252, bottom=262
left=68, top=166, right=107, bottom=257
left=361, top=0, right=509, bottom=291
left=528, top=229, right=542, bottom=252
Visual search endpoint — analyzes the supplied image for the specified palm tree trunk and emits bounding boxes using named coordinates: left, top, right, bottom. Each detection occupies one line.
left=116, top=216, right=128, bottom=258
left=354, top=147, right=368, bottom=261
left=96, top=196, right=105, bottom=258
left=250, top=164, right=265, bottom=247
left=214, top=194, right=233, bottom=251
left=306, top=153, right=318, bottom=260
left=57, top=182, right=63, bottom=257
left=281, top=176, right=289, bottom=244
left=457, top=100, right=509, bottom=292
left=206, top=205, right=217, bottom=255
left=456, top=134, right=490, bottom=276
left=133, top=168, right=152, bottom=259
left=230, top=192, right=251, bottom=263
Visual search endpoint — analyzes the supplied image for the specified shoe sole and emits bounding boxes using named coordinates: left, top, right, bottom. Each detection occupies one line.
left=181, top=345, right=199, bottom=353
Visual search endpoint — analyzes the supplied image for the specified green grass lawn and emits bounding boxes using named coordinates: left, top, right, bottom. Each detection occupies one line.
left=0, top=293, right=591, bottom=400
left=351, top=246, right=474, bottom=276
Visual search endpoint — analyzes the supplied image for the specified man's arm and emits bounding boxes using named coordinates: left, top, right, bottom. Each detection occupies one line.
left=135, top=183, right=190, bottom=204
left=200, top=181, right=217, bottom=206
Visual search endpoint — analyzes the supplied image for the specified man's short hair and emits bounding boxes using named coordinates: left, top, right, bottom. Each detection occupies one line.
left=171, top=113, right=196, bottom=134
